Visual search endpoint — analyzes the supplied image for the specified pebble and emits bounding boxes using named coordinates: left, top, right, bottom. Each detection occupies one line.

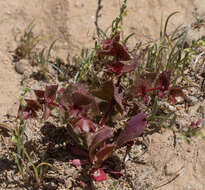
left=14, top=62, right=24, bottom=74
left=168, top=105, right=176, bottom=111
left=175, top=96, right=184, bottom=104
left=185, top=96, right=198, bottom=106
left=176, top=105, right=183, bottom=111
left=14, top=59, right=29, bottom=75
left=65, top=178, right=72, bottom=188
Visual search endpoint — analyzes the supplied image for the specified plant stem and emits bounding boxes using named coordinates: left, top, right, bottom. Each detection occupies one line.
left=99, top=98, right=114, bottom=126
left=95, top=0, right=103, bottom=37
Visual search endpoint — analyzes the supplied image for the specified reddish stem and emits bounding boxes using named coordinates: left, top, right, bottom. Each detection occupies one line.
left=146, top=87, right=160, bottom=93
left=99, top=98, right=114, bottom=126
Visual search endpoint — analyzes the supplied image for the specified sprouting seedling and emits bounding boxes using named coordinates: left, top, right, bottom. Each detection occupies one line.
left=23, top=147, right=55, bottom=185
left=33, top=39, right=57, bottom=80
left=73, top=48, right=95, bottom=83
left=15, top=21, right=48, bottom=60
left=11, top=122, right=27, bottom=178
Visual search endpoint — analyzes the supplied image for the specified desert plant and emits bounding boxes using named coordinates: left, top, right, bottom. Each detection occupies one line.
left=14, top=21, right=44, bottom=60
left=33, top=40, right=57, bottom=81
left=11, top=89, right=56, bottom=187
left=13, top=1, right=203, bottom=185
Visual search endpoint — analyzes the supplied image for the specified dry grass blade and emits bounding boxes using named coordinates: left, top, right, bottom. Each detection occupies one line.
left=149, top=166, right=185, bottom=190
left=0, top=123, right=13, bottom=136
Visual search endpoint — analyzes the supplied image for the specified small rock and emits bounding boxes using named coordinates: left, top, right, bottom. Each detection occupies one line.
left=185, top=96, right=198, bottom=106
left=14, top=59, right=29, bottom=75
left=176, top=105, right=183, bottom=111
left=168, top=105, right=176, bottom=111
left=15, top=62, right=24, bottom=74
left=175, top=96, right=184, bottom=104
left=65, top=178, right=72, bottom=189
left=97, top=71, right=104, bottom=78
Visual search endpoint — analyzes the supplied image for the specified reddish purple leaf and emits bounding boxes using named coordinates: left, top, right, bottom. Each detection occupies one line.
left=114, top=86, right=124, bottom=111
left=157, top=71, right=171, bottom=97
left=71, top=105, right=85, bottom=118
left=69, top=83, right=94, bottom=106
left=58, top=88, right=66, bottom=94
left=34, top=90, right=45, bottom=104
left=17, top=106, right=33, bottom=120
left=72, top=92, right=93, bottom=106
left=33, top=85, right=58, bottom=120
left=41, top=85, right=58, bottom=120
left=131, top=78, right=157, bottom=103
left=87, top=126, right=113, bottom=163
left=76, top=118, right=96, bottom=133
left=58, top=88, right=72, bottom=110
left=107, top=61, right=124, bottom=73
left=91, top=81, right=114, bottom=102
left=107, top=61, right=137, bottom=75
left=121, top=62, right=138, bottom=73
left=113, top=33, right=120, bottom=42
left=92, top=81, right=124, bottom=111
left=59, top=83, right=98, bottom=117
left=70, top=144, right=89, bottom=158
left=126, top=140, right=134, bottom=147
left=17, top=99, right=41, bottom=120
left=34, top=89, right=45, bottom=99
left=25, top=99, right=41, bottom=110
left=187, top=118, right=205, bottom=130
left=140, top=71, right=158, bottom=82
left=117, top=113, right=147, bottom=147
left=94, top=143, right=116, bottom=167
left=99, top=33, right=131, bottom=61
left=102, top=39, right=113, bottom=49
left=45, top=85, right=58, bottom=104
left=91, top=168, right=107, bottom=181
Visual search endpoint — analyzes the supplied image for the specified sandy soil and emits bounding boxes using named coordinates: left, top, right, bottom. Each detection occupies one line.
left=0, top=0, right=205, bottom=189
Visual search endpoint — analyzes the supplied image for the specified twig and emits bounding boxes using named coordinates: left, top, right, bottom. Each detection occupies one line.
left=95, top=0, right=103, bottom=37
